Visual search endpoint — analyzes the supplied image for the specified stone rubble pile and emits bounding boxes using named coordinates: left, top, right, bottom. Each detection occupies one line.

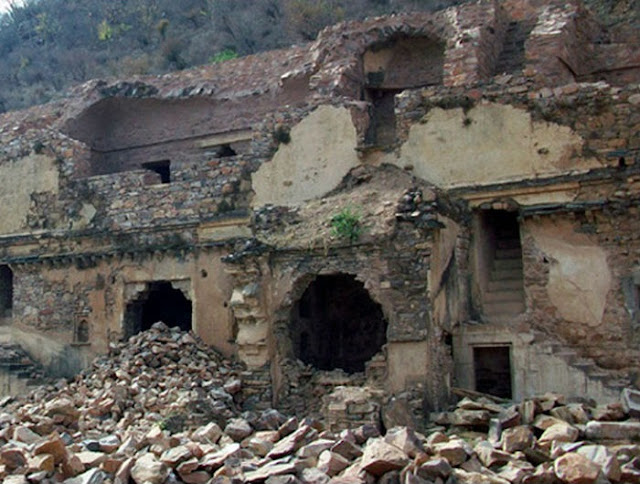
left=1, top=324, right=640, bottom=483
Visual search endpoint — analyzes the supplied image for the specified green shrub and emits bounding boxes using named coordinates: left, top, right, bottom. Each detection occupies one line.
left=210, top=49, right=238, bottom=64
left=330, top=206, right=362, bottom=243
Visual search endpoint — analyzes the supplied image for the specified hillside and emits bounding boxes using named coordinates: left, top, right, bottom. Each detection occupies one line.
left=0, top=0, right=637, bottom=113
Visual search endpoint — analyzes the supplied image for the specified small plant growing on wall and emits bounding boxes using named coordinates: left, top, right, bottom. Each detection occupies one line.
left=330, top=206, right=362, bottom=243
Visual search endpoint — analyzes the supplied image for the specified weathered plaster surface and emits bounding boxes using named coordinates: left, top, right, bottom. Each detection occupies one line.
left=252, top=106, right=360, bottom=207
left=528, top=219, right=611, bottom=327
left=386, top=341, right=429, bottom=393
left=430, top=218, right=462, bottom=328
left=397, top=103, right=601, bottom=188
left=0, top=155, right=58, bottom=234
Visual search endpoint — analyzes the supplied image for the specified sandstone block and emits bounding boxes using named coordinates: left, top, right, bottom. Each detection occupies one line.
left=317, top=450, right=350, bottom=476
left=34, top=433, right=68, bottom=464
left=130, top=453, right=169, bottom=484
left=434, top=439, right=470, bottom=466
left=416, top=457, right=451, bottom=480
left=64, top=468, right=107, bottom=484
left=360, top=437, right=410, bottom=476
left=160, top=445, right=192, bottom=467
left=13, top=426, right=41, bottom=445
left=384, top=427, right=423, bottom=458
left=553, top=452, right=600, bottom=484
left=501, top=425, right=534, bottom=453
left=1, top=448, right=27, bottom=470
left=225, top=418, right=253, bottom=442
left=539, top=423, right=579, bottom=444
left=576, top=444, right=621, bottom=482
left=585, top=421, right=640, bottom=440
left=192, top=422, right=223, bottom=444
left=475, top=441, right=512, bottom=468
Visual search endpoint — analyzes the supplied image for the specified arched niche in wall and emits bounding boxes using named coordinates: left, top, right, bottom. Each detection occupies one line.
left=123, top=280, right=192, bottom=339
left=362, top=35, right=445, bottom=146
left=363, top=36, right=445, bottom=90
left=289, top=273, right=388, bottom=373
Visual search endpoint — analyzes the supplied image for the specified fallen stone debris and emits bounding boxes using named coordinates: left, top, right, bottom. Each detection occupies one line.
left=1, top=324, right=640, bottom=484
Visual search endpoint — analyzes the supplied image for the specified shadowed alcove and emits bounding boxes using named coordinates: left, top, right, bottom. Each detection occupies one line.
left=290, top=274, right=387, bottom=373
left=123, top=281, right=192, bottom=338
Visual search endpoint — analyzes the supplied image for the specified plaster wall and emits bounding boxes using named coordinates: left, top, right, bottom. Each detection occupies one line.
left=526, top=218, right=611, bottom=327
left=395, top=103, right=602, bottom=188
left=386, top=341, right=430, bottom=393
left=0, top=154, right=59, bottom=235
left=252, top=106, right=360, bottom=207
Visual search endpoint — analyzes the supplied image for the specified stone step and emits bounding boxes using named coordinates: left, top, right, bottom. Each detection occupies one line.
left=495, top=248, right=523, bottom=260
left=552, top=350, right=578, bottom=364
left=487, top=279, right=523, bottom=292
left=490, top=268, right=524, bottom=281
left=533, top=331, right=630, bottom=394
left=496, top=238, right=521, bottom=249
left=484, top=301, right=525, bottom=316
left=493, top=258, right=523, bottom=270
left=484, top=289, right=524, bottom=303
left=572, top=358, right=596, bottom=371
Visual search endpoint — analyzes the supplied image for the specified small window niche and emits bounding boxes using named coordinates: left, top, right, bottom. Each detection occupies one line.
left=364, top=89, right=398, bottom=147
left=142, top=160, right=171, bottom=184
left=473, top=345, right=512, bottom=399
left=73, top=318, right=90, bottom=345
left=215, top=144, right=237, bottom=158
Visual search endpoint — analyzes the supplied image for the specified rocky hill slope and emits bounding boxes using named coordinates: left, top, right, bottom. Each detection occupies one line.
left=0, top=0, right=637, bottom=113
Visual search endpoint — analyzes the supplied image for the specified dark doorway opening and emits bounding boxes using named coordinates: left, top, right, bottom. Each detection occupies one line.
left=142, top=160, right=171, bottom=184
left=123, top=281, right=192, bottom=339
left=74, top=319, right=89, bottom=343
left=0, top=265, right=13, bottom=317
left=476, top=210, right=524, bottom=318
left=365, top=89, right=398, bottom=147
left=290, top=274, right=387, bottom=373
left=473, top=346, right=512, bottom=399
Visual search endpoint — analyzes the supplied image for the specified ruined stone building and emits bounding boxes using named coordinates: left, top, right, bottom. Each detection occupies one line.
left=0, top=0, right=638, bottom=416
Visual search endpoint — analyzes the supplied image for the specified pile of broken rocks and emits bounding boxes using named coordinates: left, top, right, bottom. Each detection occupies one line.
left=0, top=323, right=640, bottom=483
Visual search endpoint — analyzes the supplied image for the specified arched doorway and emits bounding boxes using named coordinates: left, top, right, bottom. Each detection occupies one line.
left=123, top=281, right=192, bottom=338
left=290, top=274, right=387, bottom=373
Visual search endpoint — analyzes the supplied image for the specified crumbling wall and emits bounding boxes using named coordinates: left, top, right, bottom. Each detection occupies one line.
left=251, top=105, right=360, bottom=207
left=0, top=154, right=59, bottom=234
left=523, top=207, right=640, bottom=374
left=6, top=247, right=236, bottom=377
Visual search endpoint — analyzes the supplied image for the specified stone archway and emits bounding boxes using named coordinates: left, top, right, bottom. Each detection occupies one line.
left=289, top=273, right=388, bottom=373
left=123, top=280, right=192, bottom=339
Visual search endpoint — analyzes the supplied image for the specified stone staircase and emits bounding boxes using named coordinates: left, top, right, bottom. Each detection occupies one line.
left=531, top=331, right=631, bottom=402
left=484, top=237, right=526, bottom=319
left=0, top=343, right=49, bottom=395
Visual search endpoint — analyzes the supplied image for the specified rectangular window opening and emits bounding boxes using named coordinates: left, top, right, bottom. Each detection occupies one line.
left=0, top=265, right=13, bottom=318
left=142, top=160, right=171, bottom=184
left=473, top=345, right=512, bottom=399
left=364, top=89, right=398, bottom=147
